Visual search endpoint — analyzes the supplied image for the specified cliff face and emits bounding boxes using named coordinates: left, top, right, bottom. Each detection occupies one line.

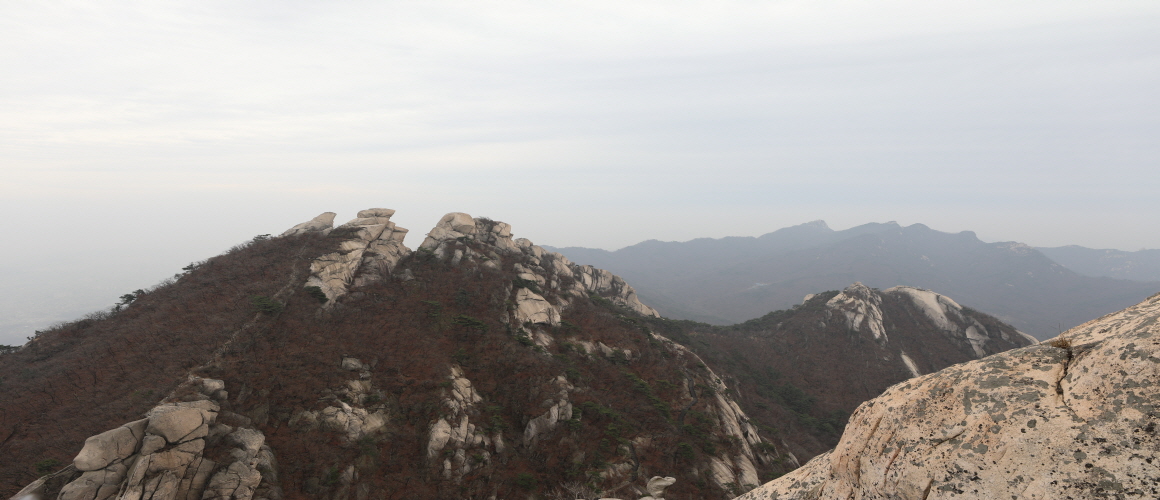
left=2, top=209, right=787, bottom=500
left=738, top=292, right=1160, bottom=500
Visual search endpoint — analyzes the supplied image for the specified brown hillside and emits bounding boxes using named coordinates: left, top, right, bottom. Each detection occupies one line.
left=1, top=211, right=796, bottom=500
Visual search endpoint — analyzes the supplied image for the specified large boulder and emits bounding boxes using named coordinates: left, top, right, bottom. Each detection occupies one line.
left=72, top=418, right=147, bottom=471
left=738, top=292, right=1160, bottom=500
left=13, top=378, right=272, bottom=500
left=145, top=400, right=218, bottom=444
left=280, top=212, right=336, bottom=236
left=513, top=287, right=561, bottom=326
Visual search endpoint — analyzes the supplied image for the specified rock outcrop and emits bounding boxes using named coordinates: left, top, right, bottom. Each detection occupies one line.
left=812, top=283, right=1036, bottom=379
left=824, top=283, right=888, bottom=341
left=642, top=475, right=677, bottom=499
left=885, top=285, right=1040, bottom=354
left=288, top=209, right=410, bottom=303
left=419, top=212, right=659, bottom=324
left=424, top=365, right=505, bottom=481
left=521, top=375, right=575, bottom=447
left=5, top=207, right=840, bottom=500
left=738, top=292, right=1160, bottom=500
left=12, top=378, right=278, bottom=500
left=288, top=356, right=388, bottom=443
left=279, top=212, right=335, bottom=237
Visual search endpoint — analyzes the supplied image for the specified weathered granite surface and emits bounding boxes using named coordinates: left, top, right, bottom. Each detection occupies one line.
left=283, top=209, right=411, bottom=303
left=11, top=378, right=279, bottom=500
left=737, top=292, right=1160, bottom=500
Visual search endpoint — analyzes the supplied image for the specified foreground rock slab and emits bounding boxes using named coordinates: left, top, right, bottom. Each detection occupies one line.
left=738, top=292, right=1160, bottom=500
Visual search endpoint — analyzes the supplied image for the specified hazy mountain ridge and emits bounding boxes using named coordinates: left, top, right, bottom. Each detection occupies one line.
left=546, top=221, right=1160, bottom=339
left=1037, top=245, right=1160, bottom=282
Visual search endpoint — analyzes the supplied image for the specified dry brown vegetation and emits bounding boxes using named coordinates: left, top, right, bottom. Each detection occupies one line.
left=0, top=232, right=795, bottom=499
left=1, top=228, right=1034, bottom=498
left=0, top=233, right=336, bottom=493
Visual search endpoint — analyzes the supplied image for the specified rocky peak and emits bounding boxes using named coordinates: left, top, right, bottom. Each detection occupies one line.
left=816, top=282, right=1036, bottom=364
left=825, top=282, right=886, bottom=341
left=885, top=285, right=1039, bottom=356
left=416, top=211, right=660, bottom=322
left=287, top=209, right=411, bottom=303
left=739, top=292, right=1160, bottom=500
left=283, top=207, right=659, bottom=337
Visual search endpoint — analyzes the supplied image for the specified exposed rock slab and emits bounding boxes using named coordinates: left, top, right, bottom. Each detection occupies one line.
left=297, top=208, right=411, bottom=303
left=146, top=400, right=218, bottom=444
left=738, top=292, right=1160, bottom=500
left=280, top=212, right=336, bottom=237
left=73, top=418, right=147, bottom=471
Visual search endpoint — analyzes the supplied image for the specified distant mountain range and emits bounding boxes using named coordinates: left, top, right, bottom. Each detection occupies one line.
left=546, top=221, right=1160, bottom=339
left=1037, top=245, right=1160, bottom=282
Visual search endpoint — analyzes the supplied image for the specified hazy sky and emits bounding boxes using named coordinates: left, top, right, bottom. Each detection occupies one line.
left=2, top=1, right=1159, bottom=344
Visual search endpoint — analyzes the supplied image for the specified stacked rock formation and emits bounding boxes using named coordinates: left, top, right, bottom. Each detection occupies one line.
left=287, top=357, right=388, bottom=444
left=292, top=209, right=410, bottom=303
left=11, top=378, right=279, bottom=500
left=738, top=292, right=1160, bottom=500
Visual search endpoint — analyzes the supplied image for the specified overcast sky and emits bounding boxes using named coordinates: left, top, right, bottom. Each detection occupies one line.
left=2, top=1, right=1158, bottom=344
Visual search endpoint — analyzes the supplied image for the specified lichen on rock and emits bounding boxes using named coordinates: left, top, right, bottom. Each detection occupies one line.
left=738, top=292, right=1160, bottom=500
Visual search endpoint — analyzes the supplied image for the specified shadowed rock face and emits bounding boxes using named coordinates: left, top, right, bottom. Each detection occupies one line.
left=737, top=292, right=1160, bottom=500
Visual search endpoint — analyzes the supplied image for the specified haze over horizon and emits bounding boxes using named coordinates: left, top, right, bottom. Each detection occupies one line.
left=3, top=1, right=1159, bottom=344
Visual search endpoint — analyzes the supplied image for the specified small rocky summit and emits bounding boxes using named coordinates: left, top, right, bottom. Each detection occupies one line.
left=738, top=292, right=1160, bottom=500
left=417, top=212, right=660, bottom=321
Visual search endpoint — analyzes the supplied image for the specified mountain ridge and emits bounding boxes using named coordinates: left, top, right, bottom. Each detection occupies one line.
left=545, top=220, right=1160, bottom=338
left=1, top=210, right=1038, bottom=500
left=1037, top=245, right=1160, bottom=282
